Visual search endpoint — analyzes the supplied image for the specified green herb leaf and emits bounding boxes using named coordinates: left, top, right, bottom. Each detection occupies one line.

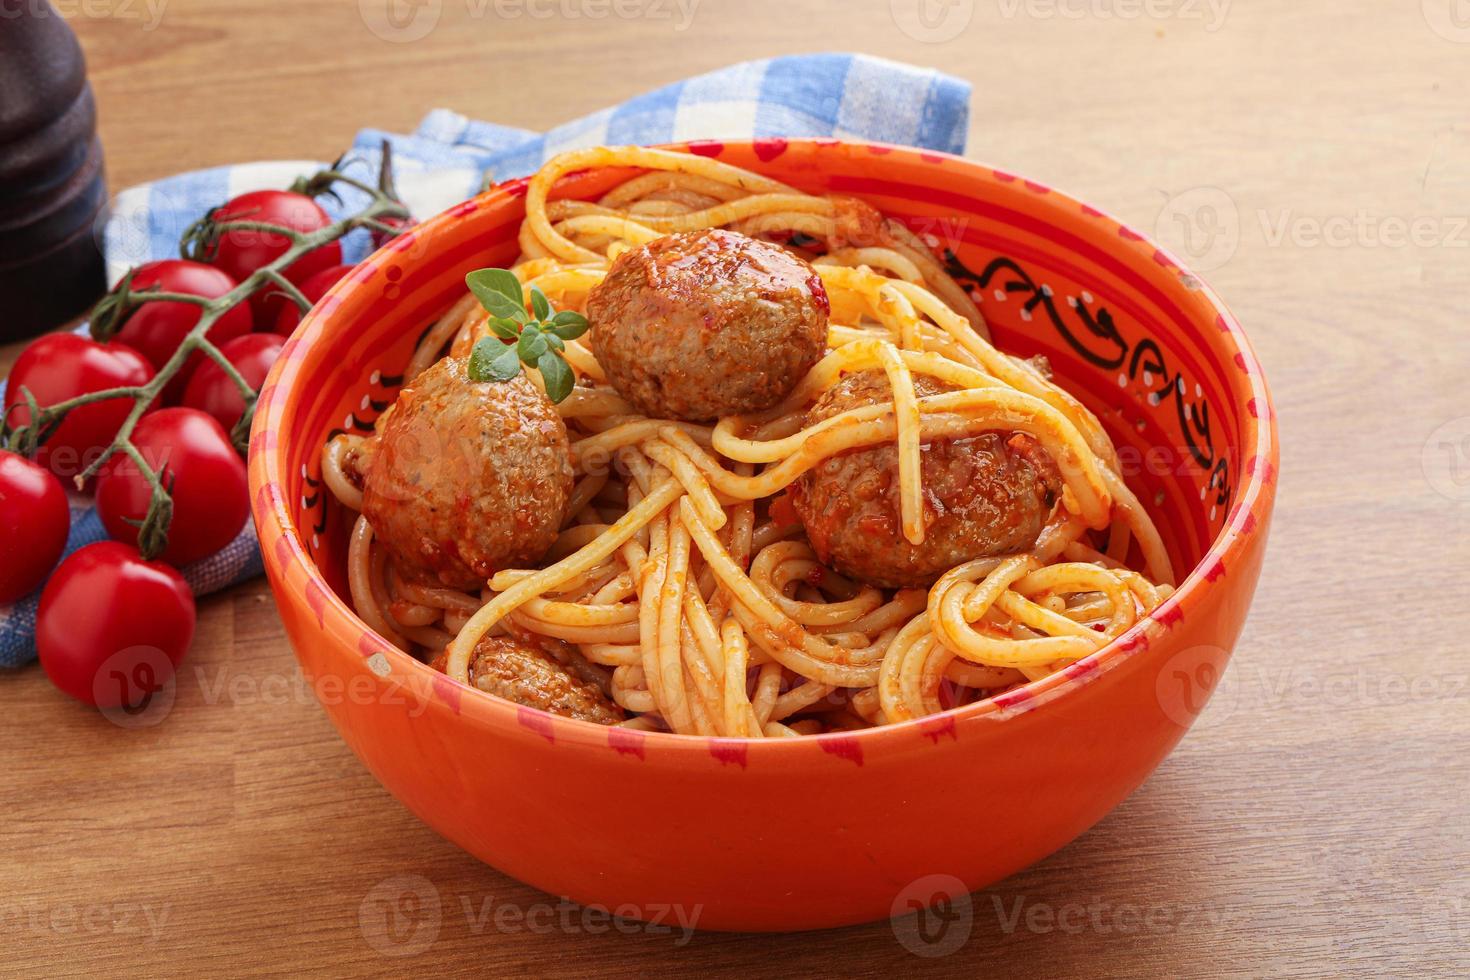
left=544, top=333, right=565, bottom=352
left=466, top=269, right=527, bottom=323
left=468, top=338, right=523, bottom=382
left=547, top=310, right=590, bottom=340
left=488, top=343, right=523, bottom=381
left=529, top=285, right=551, bottom=321
left=486, top=317, right=520, bottom=341
left=538, top=351, right=574, bottom=404
left=517, top=324, right=549, bottom=363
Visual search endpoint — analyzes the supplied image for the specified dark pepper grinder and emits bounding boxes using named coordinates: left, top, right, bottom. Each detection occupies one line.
left=0, top=1, right=107, bottom=340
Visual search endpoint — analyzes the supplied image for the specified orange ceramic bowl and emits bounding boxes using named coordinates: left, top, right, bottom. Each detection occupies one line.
left=249, top=139, right=1277, bottom=932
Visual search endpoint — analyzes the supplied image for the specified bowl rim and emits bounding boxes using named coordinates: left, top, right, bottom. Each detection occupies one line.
left=249, top=137, right=1278, bottom=756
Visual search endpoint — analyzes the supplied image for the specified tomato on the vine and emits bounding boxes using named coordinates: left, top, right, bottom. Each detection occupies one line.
left=95, top=407, right=248, bottom=566
left=196, top=190, right=341, bottom=328
left=181, top=333, right=285, bottom=433
left=2, top=334, right=156, bottom=482
left=112, top=259, right=253, bottom=404
left=0, top=451, right=71, bottom=603
left=36, top=541, right=195, bottom=708
left=271, top=263, right=352, bottom=336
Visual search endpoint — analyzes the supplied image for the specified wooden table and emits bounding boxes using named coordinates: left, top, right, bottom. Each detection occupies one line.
left=4, top=1, right=1467, bottom=975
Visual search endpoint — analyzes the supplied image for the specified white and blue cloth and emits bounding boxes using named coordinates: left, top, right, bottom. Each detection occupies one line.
left=0, top=52, right=970, bottom=668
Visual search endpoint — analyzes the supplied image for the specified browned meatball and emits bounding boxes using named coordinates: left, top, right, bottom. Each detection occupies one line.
left=432, top=636, right=623, bottom=725
left=586, top=228, right=829, bottom=421
left=790, top=371, right=1062, bottom=589
left=361, top=355, right=574, bottom=589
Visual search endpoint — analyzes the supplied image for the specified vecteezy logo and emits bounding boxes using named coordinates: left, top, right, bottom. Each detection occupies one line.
left=95, top=185, right=193, bottom=268
left=358, top=874, right=442, bottom=957
left=890, top=873, right=973, bottom=958
left=94, top=645, right=178, bottom=730
left=1422, top=878, right=1470, bottom=942
left=359, top=0, right=442, bottom=43
left=1422, top=416, right=1470, bottom=502
left=1153, top=187, right=1240, bottom=272
left=889, top=0, right=975, bottom=42
left=1423, top=0, right=1470, bottom=42
left=1154, top=643, right=1235, bottom=729
left=1447, top=881, right=1470, bottom=940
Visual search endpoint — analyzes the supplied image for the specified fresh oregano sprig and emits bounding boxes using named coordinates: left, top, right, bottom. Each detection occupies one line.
left=464, top=268, right=589, bottom=403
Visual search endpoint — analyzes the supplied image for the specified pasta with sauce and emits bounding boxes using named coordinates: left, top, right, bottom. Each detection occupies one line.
left=320, top=145, right=1174, bottom=737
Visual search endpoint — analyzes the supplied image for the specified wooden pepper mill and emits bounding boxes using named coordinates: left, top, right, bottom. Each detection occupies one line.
left=0, top=1, right=107, bottom=341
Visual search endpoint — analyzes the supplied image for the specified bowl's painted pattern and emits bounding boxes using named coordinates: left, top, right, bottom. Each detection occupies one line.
left=249, top=140, right=1277, bottom=932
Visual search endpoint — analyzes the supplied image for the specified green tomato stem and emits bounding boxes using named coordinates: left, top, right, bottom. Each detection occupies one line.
left=257, top=268, right=313, bottom=314
left=194, top=335, right=257, bottom=401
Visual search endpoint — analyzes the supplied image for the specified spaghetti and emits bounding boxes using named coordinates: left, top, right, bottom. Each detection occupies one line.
left=322, top=145, right=1175, bottom=737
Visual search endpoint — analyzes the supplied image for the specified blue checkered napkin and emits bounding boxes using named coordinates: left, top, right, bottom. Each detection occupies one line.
left=370, top=51, right=971, bottom=182
left=0, top=52, right=971, bottom=668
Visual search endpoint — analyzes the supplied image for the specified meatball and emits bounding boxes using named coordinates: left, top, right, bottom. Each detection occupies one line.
left=361, top=355, right=574, bottom=590
left=586, top=228, right=829, bottom=421
left=790, top=370, right=1061, bottom=589
left=433, top=636, right=624, bottom=725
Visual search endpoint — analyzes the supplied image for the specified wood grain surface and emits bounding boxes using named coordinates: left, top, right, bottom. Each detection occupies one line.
left=3, top=1, right=1468, bottom=975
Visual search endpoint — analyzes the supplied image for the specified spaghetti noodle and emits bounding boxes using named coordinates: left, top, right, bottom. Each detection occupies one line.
left=322, top=145, right=1174, bottom=737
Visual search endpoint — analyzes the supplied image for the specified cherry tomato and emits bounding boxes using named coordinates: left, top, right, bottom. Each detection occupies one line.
left=370, top=214, right=417, bottom=250
left=3, top=334, right=155, bottom=482
left=37, top=541, right=195, bottom=708
left=113, top=259, right=253, bottom=404
left=181, top=333, right=285, bottom=433
left=197, top=189, right=341, bottom=328
left=271, top=263, right=352, bottom=336
left=0, top=451, right=71, bottom=603
left=95, top=408, right=248, bottom=566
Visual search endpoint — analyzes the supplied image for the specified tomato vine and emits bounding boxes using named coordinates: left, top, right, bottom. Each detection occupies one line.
left=0, top=145, right=411, bottom=560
